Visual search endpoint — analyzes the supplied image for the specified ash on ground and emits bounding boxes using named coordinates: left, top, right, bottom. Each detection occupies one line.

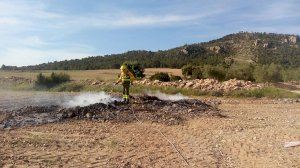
left=0, top=95, right=224, bottom=129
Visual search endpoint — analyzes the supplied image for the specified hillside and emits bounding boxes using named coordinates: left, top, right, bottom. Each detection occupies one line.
left=1, top=32, right=300, bottom=70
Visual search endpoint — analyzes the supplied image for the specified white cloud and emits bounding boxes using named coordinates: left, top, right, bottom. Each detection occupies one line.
left=0, top=1, right=222, bottom=66
left=69, top=13, right=201, bottom=29
left=262, top=1, right=299, bottom=20
left=244, top=0, right=300, bottom=21
left=0, top=0, right=299, bottom=66
left=104, top=14, right=201, bottom=27
left=0, top=0, right=63, bottom=19
left=21, top=36, right=48, bottom=47
left=0, top=47, right=94, bottom=66
left=244, top=25, right=300, bottom=35
left=0, top=17, right=22, bottom=25
left=0, top=0, right=220, bottom=32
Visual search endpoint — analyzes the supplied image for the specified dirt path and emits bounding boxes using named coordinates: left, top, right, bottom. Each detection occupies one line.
left=1, top=100, right=299, bottom=167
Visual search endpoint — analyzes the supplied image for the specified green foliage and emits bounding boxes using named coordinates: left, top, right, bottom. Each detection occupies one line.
left=181, top=65, right=194, bottom=77
left=182, top=65, right=205, bottom=79
left=226, top=64, right=254, bottom=81
left=170, top=75, right=182, bottom=81
left=183, top=63, right=299, bottom=82
left=191, top=67, right=203, bottom=79
left=253, top=64, right=283, bottom=82
left=150, top=72, right=170, bottom=82
left=267, top=63, right=282, bottom=82
left=35, top=72, right=70, bottom=88
left=183, top=65, right=226, bottom=81
left=203, top=66, right=226, bottom=81
left=281, top=68, right=300, bottom=81
left=122, top=61, right=145, bottom=79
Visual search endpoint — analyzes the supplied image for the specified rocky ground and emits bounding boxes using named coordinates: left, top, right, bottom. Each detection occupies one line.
left=135, top=78, right=264, bottom=92
left=0, top=95, right=299, bottom=167
left=81, top=78, right=264, bottom=93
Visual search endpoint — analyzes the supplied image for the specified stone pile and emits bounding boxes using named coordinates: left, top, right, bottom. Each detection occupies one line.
left=135, top=78, right=263, bottom=92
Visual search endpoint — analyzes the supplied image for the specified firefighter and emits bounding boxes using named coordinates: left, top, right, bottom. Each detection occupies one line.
left=115, top=65, right=135, bottom=103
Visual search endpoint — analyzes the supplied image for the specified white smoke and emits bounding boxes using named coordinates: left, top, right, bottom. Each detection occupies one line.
left=62, top=92, right=120, bottom=108
left=146, top=91, right=189, bottom=101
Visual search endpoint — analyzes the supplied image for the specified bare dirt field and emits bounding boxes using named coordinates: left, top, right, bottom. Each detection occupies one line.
left=0, top=94, right=299, bottom=167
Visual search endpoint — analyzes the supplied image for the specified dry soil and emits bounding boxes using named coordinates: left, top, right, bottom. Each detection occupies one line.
left=0, top=98, right=299, bottom=167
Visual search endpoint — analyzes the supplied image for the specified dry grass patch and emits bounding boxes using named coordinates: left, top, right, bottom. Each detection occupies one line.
left=0, top=68, right=181, bottom=82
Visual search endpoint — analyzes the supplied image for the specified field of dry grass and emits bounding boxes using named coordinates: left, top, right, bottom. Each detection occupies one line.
left=0, top=68, right=182, bottom=82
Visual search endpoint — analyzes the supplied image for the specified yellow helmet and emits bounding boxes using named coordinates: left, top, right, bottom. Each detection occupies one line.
left=120, top=65, right=127, bottom=71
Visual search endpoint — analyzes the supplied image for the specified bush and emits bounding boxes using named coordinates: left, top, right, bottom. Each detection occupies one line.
left=192, top=67, right=203, bottom=79
left=266, top=63, right=282, bottom=82
left=226, top=64, right=254, bottom=81
left=281, top=68, right=300, bottom=82
left=253, top=64, right=283, bottom=82
left=183, top=65, right=226, bottom=80
left=182, top=64, right=194, bottom=77
left=150, top=72, right=170, bottom=82
left=170, top=75, right=182, bottom=81
left=203, top=66, right=226, bottom=81
left=35, top=72, right=70, bottom=88
left=182, top=64, right=299, bottom=83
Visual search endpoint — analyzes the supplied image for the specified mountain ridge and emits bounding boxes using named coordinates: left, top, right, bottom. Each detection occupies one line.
left=1, top=31, right=299, bottom=70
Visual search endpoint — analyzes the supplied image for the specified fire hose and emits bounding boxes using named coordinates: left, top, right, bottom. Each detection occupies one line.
left=130, top=107, right=191, bottom=167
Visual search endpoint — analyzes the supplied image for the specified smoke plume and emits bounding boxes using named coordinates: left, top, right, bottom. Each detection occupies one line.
left=146, top=91, right=189, bottom=101
left=62, top=92, right=120, bottom=108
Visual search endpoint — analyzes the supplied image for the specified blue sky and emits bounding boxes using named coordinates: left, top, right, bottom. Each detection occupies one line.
left=0, top=0, right=299, bottom=66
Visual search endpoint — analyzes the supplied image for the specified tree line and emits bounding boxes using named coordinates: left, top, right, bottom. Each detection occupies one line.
left=1, top=32, right=299, bottom=82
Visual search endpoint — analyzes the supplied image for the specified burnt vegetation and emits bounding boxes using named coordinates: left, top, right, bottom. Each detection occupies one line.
left=0, top=95, right=222, bottom=129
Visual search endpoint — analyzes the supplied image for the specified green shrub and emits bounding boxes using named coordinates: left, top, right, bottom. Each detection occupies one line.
left=281, top=68, right=300, bottom=82
left=226, top=64, right=254, bottom=81
left=150, top=72, right=170, bottom=82
left=182, top=64, right=194, bottom=77
left=203, top=66, right=226, bottom=81
left=183, top=65, right=226, bottom=80
left=266, top=63, right=282, bottom=82
left=182, top=64, right=299, bottom=83
left=170, top=75, right=182, bottom=81
left=253, top=64, right=283, bottom=82
left=35, top=72, right=70, bottom=88
left=191, top=67, right=203, bottom=79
